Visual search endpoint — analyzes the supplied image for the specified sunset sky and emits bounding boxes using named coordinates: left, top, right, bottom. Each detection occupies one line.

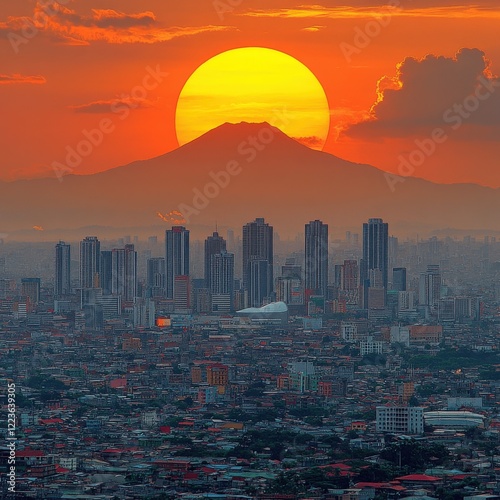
left=1, top=0, right=500, bottom=187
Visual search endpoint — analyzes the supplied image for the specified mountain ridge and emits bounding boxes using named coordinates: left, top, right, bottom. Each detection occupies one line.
left=0, top=121, right=499, bottom=239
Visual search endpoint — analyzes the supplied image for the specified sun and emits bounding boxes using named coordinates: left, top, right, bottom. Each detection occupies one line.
left=175, top=47, right=331, bottom=150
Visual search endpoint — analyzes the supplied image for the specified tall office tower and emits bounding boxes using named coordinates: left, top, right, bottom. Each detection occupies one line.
left=0, top=256, right=5, bottom=277
left=242, top=218, right=273, bottom=305
left=100, top=251, right=113, bottom=295
left=305, top=220, right=329, bottom=296
left=342, top=260, right=359, bottom=291
left=248, top=259, right=271, bottom=308
left=111, top=244, right=137, bottom=302
left=227, top=228, right=235, bottom=251
left=147, top=257, right=166, bottom=297
left=210, top=251, right=234, bottom=295
left=55, top=241, right=71, bottom=297
left=204, top=231, right=227, bottom=288
left=362, top=218, right=389, bottom=289
left=21, top=278, right=41, bottom=305
left=276, top=276, right=304, bottom=305
left=210, top=250, right=235, bottom=312
left=419, top=264, right=441, bottom=308
left=393, top=267, right=407, bottom=291
left=80, top=236, right=100, bottom=289
left=165, top=226, right=190, bottom=300
left=174, top=275, right=191, bottom=311
left=282, top=258, right=302, bottom=279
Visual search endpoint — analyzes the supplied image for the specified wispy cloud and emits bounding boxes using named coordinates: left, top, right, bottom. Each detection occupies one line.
left=0, top=2, right=236, bottom=45
left=301, top=25, right=327, bottom=32
left=241, top=4, right=500, bottom=20
left=0, top=74, right=46, bottom=85
left=70, top=97, right=156, bottom=114
left=292, top=136, right=324, bottom=148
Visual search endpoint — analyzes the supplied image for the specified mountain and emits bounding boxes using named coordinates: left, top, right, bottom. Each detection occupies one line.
left=1, top=122, right=499, bottom=239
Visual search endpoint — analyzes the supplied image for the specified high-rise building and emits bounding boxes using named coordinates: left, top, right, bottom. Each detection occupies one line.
left=210, top=250, right=234, bottom=295
left=80, top=236, right=100, bottom=289
left=376, top=406, right=424, bottom=434
left=21, top=278, right=41, bottom=307
left=342, top=260, right=359, bottom=291
left=174, top=275, right=191, bottom=312
left=419, top=264, right=441, bottom=308
left=276, top=276, right=304, bottom=305
left=55, top=241, right=71, bottom=297
left=111, top=244, right=137, bottom=302
left=305, top=220, right=329, bottom=296
left=204, top=231, right=226, bottom=288
left=100, top=251, right=113, bottom=295
left=281, top=258, right=302, bottom=279
left=147, top=257, right=166, bottom=297
left=242, top=218, right=273, bottom=306
left=362, top=218, right=389, bottom=289
left=247, top=259, right=271, bottom=308
left=165, top=226, right=190, bottom=300
left=392, top=267, right=407, bottom=291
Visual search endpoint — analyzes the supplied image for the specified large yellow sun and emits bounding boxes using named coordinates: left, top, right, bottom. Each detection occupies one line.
left=175, top=47, right=331, bottom=150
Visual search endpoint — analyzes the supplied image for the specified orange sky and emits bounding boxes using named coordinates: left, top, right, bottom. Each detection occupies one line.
left=1, top=1, right=500, bottom=186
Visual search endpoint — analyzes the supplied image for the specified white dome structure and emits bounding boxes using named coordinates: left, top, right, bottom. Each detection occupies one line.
left=236, top=301, right=288, bottom=325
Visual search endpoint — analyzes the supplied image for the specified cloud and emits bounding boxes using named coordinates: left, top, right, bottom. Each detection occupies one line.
left=0, top=2, right=236, bottom=45
left=157, top=211, right=186, bottom=225
left=343, top=48, right=500, bottom=139
left=241, top=4, right=500, bottom=20
left=293, top=136, right=324, bottom=148
left=301, top=25, right=327, bottom=32
left=0, top=74, right=46, bottom=85
left=70, top=97, right=156, bottom=114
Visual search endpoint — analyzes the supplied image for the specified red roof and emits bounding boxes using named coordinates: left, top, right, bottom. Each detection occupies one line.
left=321, top=463, right=352, bottom=470
left=356, top=482, right=407, bottom=491
left=39, top=418, right=63, bottom=424
left=396, top=474, right=442, bottom=482
left=17, top=449, right=45, bottom=458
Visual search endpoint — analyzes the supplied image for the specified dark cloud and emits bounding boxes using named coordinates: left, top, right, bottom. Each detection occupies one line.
left=0, top=2, right=235, bottom=45
left=0, top=74, right=46, bottom=85
left=344, top=48, right=500, bottom=139
left=70, top=98, right=155, bottom=114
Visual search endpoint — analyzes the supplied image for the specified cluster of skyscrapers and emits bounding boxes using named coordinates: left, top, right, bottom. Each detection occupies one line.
left=51, top=217, right=415, bottom=318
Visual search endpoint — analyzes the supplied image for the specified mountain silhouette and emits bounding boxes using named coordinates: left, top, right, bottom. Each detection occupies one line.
left=1, top=122, right=499, bottom=239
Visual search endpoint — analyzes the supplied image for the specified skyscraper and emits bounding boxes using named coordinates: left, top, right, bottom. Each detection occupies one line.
left=204, top=231, right=226, bottom=288
left=55, top=241, right=71, bottom=297
left=248, top=259, right=271, bottom=308
left=210, top=250, right=234, bottom=312
left=210, top=250, right=234, bottom=296
left=80, top=236, right=100, bottom=289
left=100, top=251, right=113, bottom=295
left=305, top=220, right=329, bottom=296
left=112, top=244, right=137, bottom=302
left=147, top=257, right=166, bottom=297
left=165, top=226, right=190, bottom=300
left=392, top=267, right=407, bottom=291
left=419, top=264, right=441, bottom=308
left=242, top=218, right=273, bottom=306
left=21, top=278, right=41, bottom=306
left=362, top=218, right=389, bottom=290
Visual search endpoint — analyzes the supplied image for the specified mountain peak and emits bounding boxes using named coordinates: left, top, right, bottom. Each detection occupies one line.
left=177, top=121, right=304, bottom=152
